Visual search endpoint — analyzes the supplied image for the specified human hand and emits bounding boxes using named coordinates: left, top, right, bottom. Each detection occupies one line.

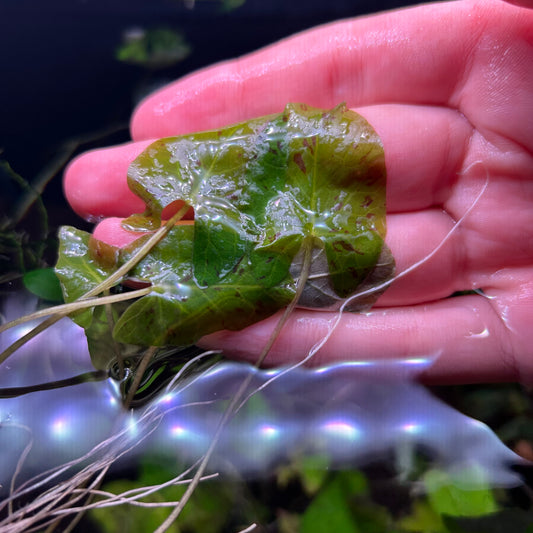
left=64, top=0, right=533, bottom=383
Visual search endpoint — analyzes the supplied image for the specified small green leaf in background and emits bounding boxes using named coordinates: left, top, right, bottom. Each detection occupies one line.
left=299, top=471, right=369, bottom=533
left=400, top=499, right=447, bottom=532
left=22, top=267, right=63, bottom=302
left=116, top=27, right=191, bottom=69
left=424, top=467, right=498, bottom=517
left=277, top=454, right=331, bottom=497
left=90, top=456, right=268, bottom=533
left=221, top=0, right=247, bottom=12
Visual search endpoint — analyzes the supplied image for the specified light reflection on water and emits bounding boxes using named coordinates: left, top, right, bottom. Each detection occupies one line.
left=0, top=295, right=527, bottom=496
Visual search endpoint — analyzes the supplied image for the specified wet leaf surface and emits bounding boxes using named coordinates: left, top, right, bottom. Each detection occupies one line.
left=56, top=103, right=393, bottom=351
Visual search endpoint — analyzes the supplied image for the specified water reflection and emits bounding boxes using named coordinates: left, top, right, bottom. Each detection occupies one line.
left=0, top=296, right=527, bottom=497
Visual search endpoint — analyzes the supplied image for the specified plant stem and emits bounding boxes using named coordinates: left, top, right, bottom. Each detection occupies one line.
left=0, top=288, right=151, bottom=336
left=123, top=346, right=158, bottom=409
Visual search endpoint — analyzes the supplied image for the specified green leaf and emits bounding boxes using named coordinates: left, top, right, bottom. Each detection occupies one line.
left=22, top=268, right=63, bottom=302
left=57, top=103, right=393, bottom=349
left=300, top=471, right=368, bottom=533
left=84, top=303, right=142, bottom=371
left=399, top=500, right=447, bottom=532
left=424, top=467, right=498, bottom=518
left=221, top=0, right=247, bottom=11
left=112, top=225, right=294, bottom=345
left=55, top=226, right=119, bottom=328
left=116, top=28, right=191, bottom=69
left=90, top=455, right=267, bottom=533
left=276, top=454, right=331, bottom=497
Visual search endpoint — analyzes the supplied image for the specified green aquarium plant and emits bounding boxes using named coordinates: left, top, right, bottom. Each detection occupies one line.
left=54, top=103, right=394, bottom=370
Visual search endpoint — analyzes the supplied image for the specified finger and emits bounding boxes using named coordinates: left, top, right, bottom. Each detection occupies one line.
left=197, top=291, right=520, bottom=384
left=64, top=141, right=152, bottom=219
left=64, top=104, right=471, bottom=219
left=131, top=0, right=533, bottom=152
left=92, top=217, right=145, bottom=248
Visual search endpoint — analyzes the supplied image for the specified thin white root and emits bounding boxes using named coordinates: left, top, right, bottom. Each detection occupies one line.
left=236, top=524, right=257, bottom=533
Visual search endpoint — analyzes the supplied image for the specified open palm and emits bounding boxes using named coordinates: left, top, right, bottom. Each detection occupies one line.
left=64, top=0, right=533, bottom=383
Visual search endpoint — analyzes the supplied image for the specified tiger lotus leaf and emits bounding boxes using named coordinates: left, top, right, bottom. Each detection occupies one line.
left=56, top=103, right=394, bottom=362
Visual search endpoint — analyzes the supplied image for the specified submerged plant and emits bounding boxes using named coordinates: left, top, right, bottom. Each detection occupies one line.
left=0, top=161, right=50, bottom=285
left=53, top=102, right=394, bottom=371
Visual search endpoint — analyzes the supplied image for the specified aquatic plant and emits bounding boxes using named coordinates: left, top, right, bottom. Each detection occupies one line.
left=0, top=104, right=528, bottom=532
left=54, top=103, right=393, bottom=366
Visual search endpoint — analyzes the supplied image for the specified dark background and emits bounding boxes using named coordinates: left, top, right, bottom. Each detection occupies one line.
left=0, top=0, right=419, bottom=226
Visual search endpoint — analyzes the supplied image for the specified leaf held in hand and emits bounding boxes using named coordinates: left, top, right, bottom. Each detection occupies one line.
left=56, top=103, right=394, bottom=350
